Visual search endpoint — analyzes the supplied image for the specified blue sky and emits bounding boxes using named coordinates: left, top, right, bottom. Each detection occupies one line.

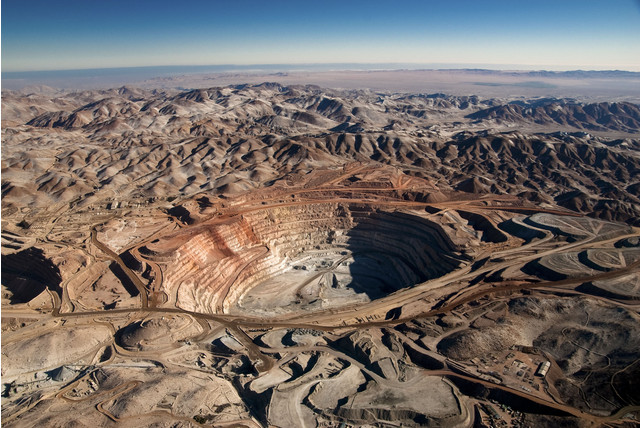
left=2, top=0, right=639, bottom=72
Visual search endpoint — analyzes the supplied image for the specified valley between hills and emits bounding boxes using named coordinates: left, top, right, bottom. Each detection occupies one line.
left=1, top=81, right=639, bottom=427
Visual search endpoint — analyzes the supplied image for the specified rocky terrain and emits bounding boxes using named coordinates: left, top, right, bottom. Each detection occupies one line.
left=1, top=82, right=639, bottom=427
left=2, top=84, right=639, bottom=224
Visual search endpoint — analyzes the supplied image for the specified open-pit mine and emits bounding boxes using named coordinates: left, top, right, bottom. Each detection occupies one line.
left=2, top=82, right=639, bottom=427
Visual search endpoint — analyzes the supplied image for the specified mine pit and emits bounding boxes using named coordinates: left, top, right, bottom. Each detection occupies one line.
left=144, top=203, right=466, bottom=315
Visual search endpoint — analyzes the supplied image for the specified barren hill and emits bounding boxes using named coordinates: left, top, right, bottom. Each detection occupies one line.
left=2, top=84, right=639, bottom=224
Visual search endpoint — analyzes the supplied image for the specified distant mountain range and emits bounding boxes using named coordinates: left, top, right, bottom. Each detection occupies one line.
left=2, top=83, right=639, bottom=223
left=4, top=65, right=637, bottom=80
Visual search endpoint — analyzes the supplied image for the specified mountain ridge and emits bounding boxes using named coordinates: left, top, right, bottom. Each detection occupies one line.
left=2, top=83, right=639, bottom=224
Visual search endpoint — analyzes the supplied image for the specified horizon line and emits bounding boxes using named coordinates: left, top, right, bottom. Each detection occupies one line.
left=3, top=62, right=640, bottom=75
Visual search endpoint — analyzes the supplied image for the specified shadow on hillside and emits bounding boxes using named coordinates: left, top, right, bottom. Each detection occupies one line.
left=344, top=210, right=459, bottom=301
left=1, top=247, right=62, bottom=303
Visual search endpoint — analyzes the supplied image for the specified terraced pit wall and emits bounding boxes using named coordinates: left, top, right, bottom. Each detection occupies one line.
left=143, top=203, right=466, bottom=314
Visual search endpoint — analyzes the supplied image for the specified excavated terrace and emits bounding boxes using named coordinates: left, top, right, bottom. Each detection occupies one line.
left=140, top=202, right=466, bottom=316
